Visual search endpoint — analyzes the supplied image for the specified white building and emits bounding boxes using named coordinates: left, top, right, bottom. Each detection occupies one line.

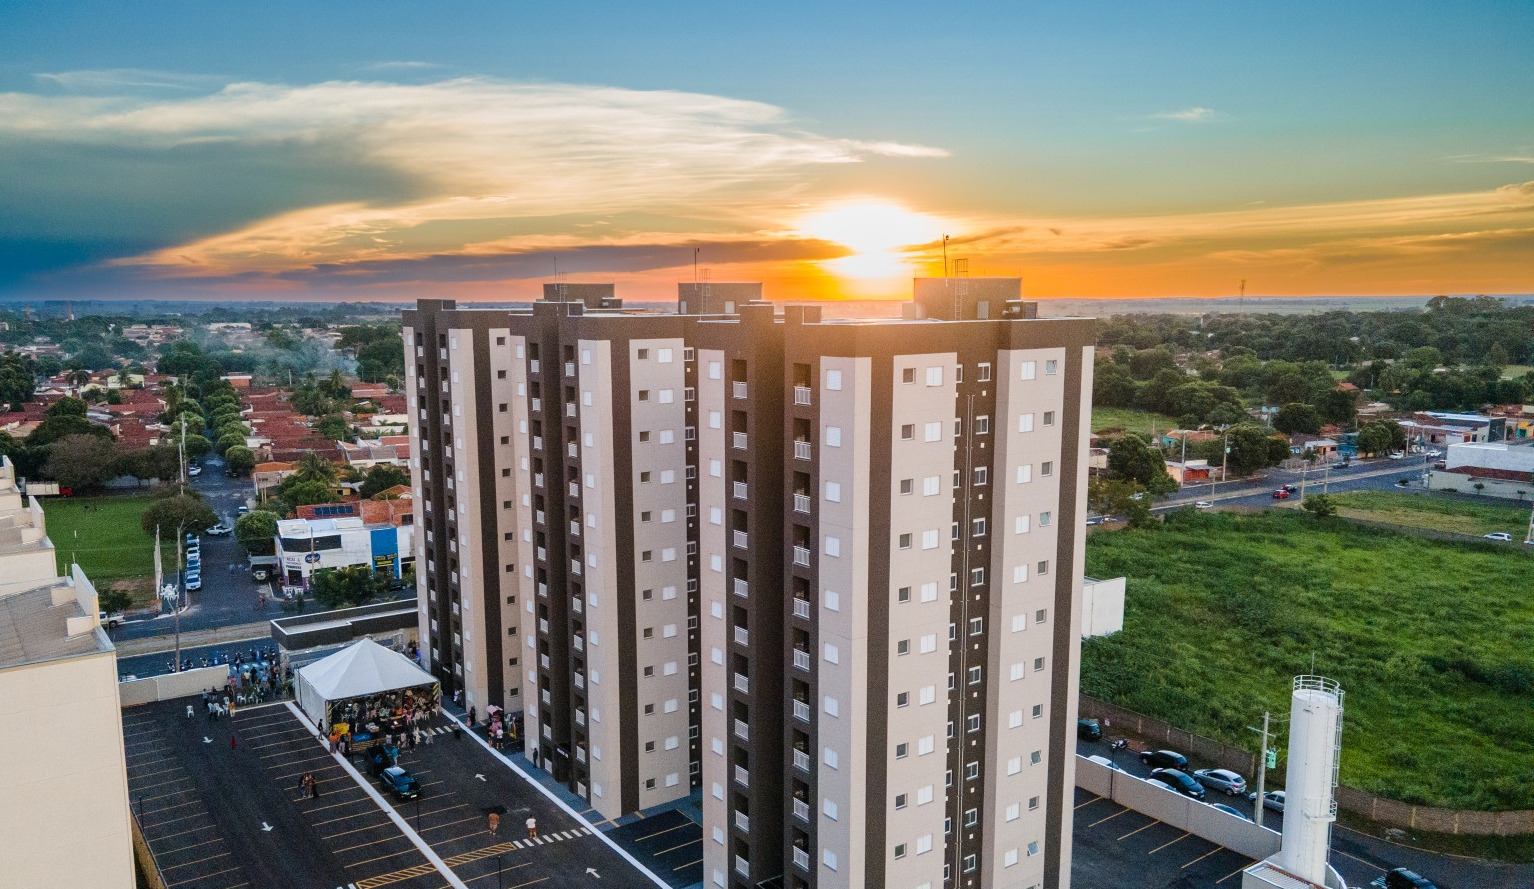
left=275, top=516, right=415, bottom=589
left=1428, top=441, right=1534, bottom=500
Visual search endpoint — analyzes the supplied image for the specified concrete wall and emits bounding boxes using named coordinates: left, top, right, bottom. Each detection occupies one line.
left=1428, top=470, right=1534, bottom=502
left=1074, top=755, right=1281, bottom=862
left=1081, top=577, right=1125, bottom=638
left=119, top=664, right=230, bottom=707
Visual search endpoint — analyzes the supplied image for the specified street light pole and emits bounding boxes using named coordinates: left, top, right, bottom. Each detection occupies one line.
left=1248, top=711, right=1271, bottom=830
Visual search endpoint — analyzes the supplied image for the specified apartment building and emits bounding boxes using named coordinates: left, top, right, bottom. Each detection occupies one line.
left=405, top=281, right=1094, bottom=888
left=0, top=457, right=134, bottom=888
left=404, top=293, right=701, bottom=820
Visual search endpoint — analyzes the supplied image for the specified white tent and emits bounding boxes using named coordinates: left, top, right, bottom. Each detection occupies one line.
left=295, top=638, right=439, bottom=730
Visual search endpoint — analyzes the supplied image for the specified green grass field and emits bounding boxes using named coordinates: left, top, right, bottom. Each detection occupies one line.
left=1499, top=364, right=1532, bottom=380
left=1083, top=510, right=1534, bottom=810
left=1090, top=406, right=1179, bottom=436
left=44, top=495, right=164, bottom=606
left=1330, top=491, right=1532, bottom=538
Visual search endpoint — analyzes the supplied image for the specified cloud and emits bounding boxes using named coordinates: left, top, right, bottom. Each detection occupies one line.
left=1150, top=107, right=1215, bottom=122
left=1446, top=153, right=1534, bottom=165
left=363, top=61, right=444, bottom=71
left=0, top=77, right=946, bottom=279
left=33, top=68, right=227, bottom=92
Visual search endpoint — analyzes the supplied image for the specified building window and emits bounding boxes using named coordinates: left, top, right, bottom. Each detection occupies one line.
left=975, top=416, right=989, bottom=434
left=974, top=467, right=988, bottom=486
left=1030, top=796, right=1040, bottom=811
left=966, top=714, right=980, bottom=732
left=901, top=424, right=915, bottom=441
left=897, top=586, right=911, bottom=603
left=896, top=743, right=909, bottom=759
left=1041, top=460, right=1053, bottom=476
left=894, top=843, right=907, bottom=859
left=897, top=691, right=909, bottom=707
left=972, top=518, right=986, bottom=537
left=1043, top=411, right=1055, bottom=426
left=899, top=533, right=913, bottom=549
left=1019, top=361, right=1036, bottom=380
left=1037, top=560, right=1049, bottom=575
left=978, top=363, right=992, bottom=381
left=968, top=666, right=981, bottom=685
left=900, top=478, right=913, bottom=495
left=970, top=568, right=985, bottom=586
left=964, top=807, right=978, bottom=826
left=902, top=368, right=916, bottom=384
left=1045, top=359, right=1058, bottom=375
left=926, top=366, right=943, bottom=387
left=1039, top=511, right=1052, bottom=527
left=1033, top=704, right=1043, bottom=719
left=969, top=617, right=983, bottom=635
left=1036, top=608, right=1048, bottom=624
left=897, top=639, right=910, bottom=655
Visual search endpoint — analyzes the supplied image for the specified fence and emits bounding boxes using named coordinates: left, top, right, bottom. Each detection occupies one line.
left=1079, top=695, right=1534, bottom=836
left=128, top=806, right=168, bottom=889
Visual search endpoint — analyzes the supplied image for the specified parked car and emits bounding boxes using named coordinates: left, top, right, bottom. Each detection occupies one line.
left=1077, top=718, right=1102, bottom=741
left=1388, top=451, right=1405, bottom=459
left=206, top=524, right=232, bottom=536
left=1195, top=501, right=1213, bottom=509
left=1208, top=802, right=1251, bottom=821
left=1425, top=450, right=1442, bottom=458
left=1193, top=768, right=1248, bottom=796
left=1138, top=749, right=1189, bottom=770
left=1248, top=789, right=1286, bottom=812
left=1280, top=484, right=1297, bottom=493
left=1334, top=461, right=1351, bottom=470
left=1372, top=868, right=1438, bottom=889
left=1485, top=532, right=1512, bottom=542
left=1271, top=489, right=1290, bottom=500
left=379, top=765, right=421, bottom=800
left=187, top=465, right=202, bottom=477
left=1147, top=769, right=1206, bottom=800
left=98, top=610, right=124, bottom=629
left=1085, top=754, right=1126, bottom=772
left=186, top=575, right=202, bottom=591
left=237, top=505, right=250, bottom=514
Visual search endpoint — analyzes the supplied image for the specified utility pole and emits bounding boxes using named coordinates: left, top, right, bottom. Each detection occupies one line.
left=942, top=234, right=950, bottom=278
left=1249, top=711, right=1272, bottom=830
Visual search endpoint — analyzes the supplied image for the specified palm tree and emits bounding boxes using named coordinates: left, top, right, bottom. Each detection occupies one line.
left=66, top=361, right=90, bottom=396
left=293, top=451, right=338, bottom=486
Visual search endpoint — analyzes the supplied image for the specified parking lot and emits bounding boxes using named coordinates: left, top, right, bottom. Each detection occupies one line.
left=603, top=810, right=703, bottom=888
left=1071, top=786, right=1257, bottom=887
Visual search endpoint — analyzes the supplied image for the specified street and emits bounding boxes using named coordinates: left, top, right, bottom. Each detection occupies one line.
left=108, top=454, right=278, bottom=645
left=1150, top=454, right=1437, bottom=514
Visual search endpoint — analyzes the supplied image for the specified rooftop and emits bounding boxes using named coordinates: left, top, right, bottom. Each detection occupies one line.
left=0, top=575, right=111, bottom=670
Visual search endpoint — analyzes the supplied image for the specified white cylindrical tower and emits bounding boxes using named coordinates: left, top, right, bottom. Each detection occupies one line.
left=1277, top=675, right=1344, bottom=884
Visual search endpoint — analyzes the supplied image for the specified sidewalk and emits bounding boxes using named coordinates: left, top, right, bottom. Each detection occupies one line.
left=112, top=620, right=270, bottom=657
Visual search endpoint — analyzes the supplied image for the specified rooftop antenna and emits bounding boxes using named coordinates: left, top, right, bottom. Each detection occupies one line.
left=1240, top=279, right=1246, bottom=313
left=942, top=234, right=950, bottom=278
left=694, top=248, right=701, bottom=284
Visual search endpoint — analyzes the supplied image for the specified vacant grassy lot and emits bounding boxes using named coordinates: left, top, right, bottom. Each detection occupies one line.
left=1091, top=406, right=1179, bottom=436
left=44, top=495, right=163, bottom=605
left=1330, top=490, right=1531, bottom=538
left=1083, top=510, right=1534, bottom=810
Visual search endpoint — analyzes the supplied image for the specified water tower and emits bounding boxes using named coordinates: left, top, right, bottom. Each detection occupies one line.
left=1243, top=675, right=1348, bottom=889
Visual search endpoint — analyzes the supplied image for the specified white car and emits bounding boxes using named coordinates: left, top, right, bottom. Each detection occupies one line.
left=1249, top=790, right=1286, bottom=812
left=187, top=465, right=202, bottom=477
left=1195, top=501, right=1213, bottom=509
left=206, top=524, right=233, bottom=536
left=1425, top=450, right=1442, bottom=458
left=1484, top=532, right=1512, bottom=542
left=1387, top=452, right=1404, bottom=460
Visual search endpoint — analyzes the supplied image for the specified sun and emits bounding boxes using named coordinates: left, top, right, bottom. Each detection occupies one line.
left=798, top=199, right=947, bottom=284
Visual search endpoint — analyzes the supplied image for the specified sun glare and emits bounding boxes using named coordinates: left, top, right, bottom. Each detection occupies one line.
left=798, top=199, right=946, bottom=284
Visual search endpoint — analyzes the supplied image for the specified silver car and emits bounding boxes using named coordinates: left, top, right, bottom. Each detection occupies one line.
left=1193, top=768, right=1248, bottom=796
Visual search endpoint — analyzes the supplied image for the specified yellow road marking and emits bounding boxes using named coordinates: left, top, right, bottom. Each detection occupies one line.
left=1087, top=807, right=1131, bottom=827
left=1075, top=795, right=1105, bottom=811
left=657, top=837, right=701, bottom=855
left=673, top=858, right=702, bottom=872
left=160, top=850, right=232, bottom=871
left=1117, top=819, right=1161, bottom=841
left=167, top=864, right=243, bottom=886
left=1182, top=845, right=1225, bottom=868
left=634, top=822, right=691, bottom=842
left=158, top=837, right=224, bottom=857
left=1149, top=831, right=1191, bottom=854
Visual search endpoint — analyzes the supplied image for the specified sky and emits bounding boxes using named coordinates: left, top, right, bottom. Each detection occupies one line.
left=0, top=1, right=1531, bottom=303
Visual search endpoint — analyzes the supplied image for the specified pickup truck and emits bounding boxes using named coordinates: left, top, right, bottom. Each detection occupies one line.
left=98, top=610, right=124, bottom=629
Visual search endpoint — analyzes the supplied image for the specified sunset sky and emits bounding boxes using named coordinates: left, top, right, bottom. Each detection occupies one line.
left=1, top=1, right=1531, bottom=303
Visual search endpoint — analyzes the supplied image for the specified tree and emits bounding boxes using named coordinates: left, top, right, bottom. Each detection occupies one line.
left=1273, top=402, right=1322, bottom=435
left=126, top=443, right=182, bottom=482
left=43, top=434, right=121, bottom=492
left=1301, top=493, right=1339, bottom=517
left=1106, top=434, right=1176, bottom=493
left=98, top=587, right=133, bottom=617
left=141, top=494, right=218, bottom=540
left=293, top=452, right=338, bottom=485
left=47, top=396, right=88, bottom=418
left=182, top=433, right=212, bottom=460
left=224, top=445, right=257, bottom=476
left=316, top=414, right=350, bottom=442
left=1224, top=424, right=1287, bottom=475
left=277, top=479, right=336, bottom=514
left=215, top=433, right=246, bottom=456
left=28, top=412, right=112, bottom=447
left=1357, top=422, right=1394, bottom=457
left=310, top=565, right=388, bottom=610
left=0, top=352, right=35, bottom=409
left=234, top=509, right=280, bottom=556
left=1313, top=387, right=1359, bottom=426
left=360, top=464, right=409, bottom=499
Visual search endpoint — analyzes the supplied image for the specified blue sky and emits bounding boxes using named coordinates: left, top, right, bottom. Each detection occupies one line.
left=1, top=1, right=1531, bottom=301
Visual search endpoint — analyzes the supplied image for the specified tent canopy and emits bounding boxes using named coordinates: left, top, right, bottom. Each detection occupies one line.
left=295, top=638, right=437, bottom=728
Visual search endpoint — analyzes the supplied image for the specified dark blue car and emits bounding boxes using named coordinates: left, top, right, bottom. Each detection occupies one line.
left=379, top=766, right=420, bottom=800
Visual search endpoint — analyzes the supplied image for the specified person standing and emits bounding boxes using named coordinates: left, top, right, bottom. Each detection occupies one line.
left=468, top=706, right=477, bottom=727
left=309, top=775, right=320, bottom=799
left=487, top=811, right=500, bottom=836
left=229, top=734, right=237, bottom=752
left=526, top=816, right=537, bottom=839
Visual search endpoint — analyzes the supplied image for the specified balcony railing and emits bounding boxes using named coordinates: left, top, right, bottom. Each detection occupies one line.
left=568, top=482, right=580, bottom=498
left=793, top=847, right=809, bottom=870
left=792, top=598, right=810, bottom=619
left=565, top=361, right=575, bottom=377
left=793, top=440, right=812, bottom=460
left=733, top=719, right=749, bottom=741
left=732, top=431, right=748, bottom=450
left=793, top=649, right=810, bottom=671
left=793, top=798, right=810, bottom=822
left=733, top=578, right=749, bottom=598
left=792, top=493, right=811, bottom=514
left=565, top=402, right=577, bottom=418
left=732, top=530, right=748, bottom=549
left=732, top=481, right=748, bottom=500
left=532, top=435, right=543, bottom=451
left=792, top=546, right=811, bottom=567
left=732, top=381, right=748, bottom=399
left=793, top=700, right=811, bottom=722
left=534, top=473, right=544, bottom=488
left=794, top=386, right=812, bottom=406
left=529, top=359, right=540, bottom=374
left=734, top=673, right=750, bottom=694
left=734, top=856, right=749, bottom=879
left=733, top=626, right=749, bottom=646
left=734, top=765, right=749, bottom=787
left=734, top=811, right=750, bottom=833
left=531, top=397, right=541, bottom=413
left=793, top=749, right=810, bottom=772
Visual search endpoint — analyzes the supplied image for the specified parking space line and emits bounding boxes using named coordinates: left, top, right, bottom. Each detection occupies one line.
left=348, top=846, right=428, bottom=869
left=414, top=803, right=468, bottom=819
left=1331, top=847, right=1383, bottom=872
left=1074, top=795, right=1105, bottom=810
left=1117, top=819, right=1161, bottom=841
left=143, top=811, right=208, bottom=830
left=158, top=837, right=224, bottom=856
left=418, top=815, right=482, bottom=833
left=145, top=824, right=213, bottom=843
left=634, top=822, right=691, bottom=842
left=240, top=726, right=311, bottom=742
left=140, top=788, right=200, bottom=804
left=323, top=816, right=397, bottom=839
left=159, top=850, right=232, bottom=871
left=1149, top=831, right=1191, bottom=854
left=336, top=835, right=416, bottom=855
left=167, top=864, right=242, bottom=886
left=304, top=791, right=372, bottom=812
left=459, top=865, right=534, bottom=886
left=505, top=879, right=547, bottom=889
left=1216, top=864, right=1249, bottom=883
left=672, top=859, right=702, bottom=872
left=1182, top=845, right=1225, bottom=868
left=435, top=829, right=489, bottom=846
left=133, top=775, right=193, bottom=792
left=143, top=800, right=204, bottom=817
left=656, top=837, right=700, bottom=855
left=1087, top=807, right=1131, bottom=827
left=132, top=765, right=186, bottom=780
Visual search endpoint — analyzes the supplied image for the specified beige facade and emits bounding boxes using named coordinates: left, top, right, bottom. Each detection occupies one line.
left=0, top=456, right=133, bottom=889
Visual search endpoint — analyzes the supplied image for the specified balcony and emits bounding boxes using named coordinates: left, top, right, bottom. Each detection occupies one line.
left=733, top=719, right=749, bottom=741
left=732, top=381, right=748, bottom=400
left=529, top=359, right=540, bottom=374
left=733, top=626, right=749, bottom=646
left=793, top=649, right=810, bottom=671
left=573, top=635, right=583, bottom=650
left=534, top=473, right=545, bottom=488
left=574, top=672, right=584, bottom=688
left=792, top=598, right=810, bottom=619
left=532, top=435, right=543, bottom=451
left=734, top=856, right=749, bottom=879
left=542, top=689, right=552, bottom=704
left=734, top=811, right=750, bottom=833
left=793, top=798, right=810, bottom=822
left=535, top=509, right=546, bottom=525
left=568, top=482, right=580, bottom=498
left=732, top=529, right=748, bottom=549
left=733, top=672, right=750, bottom=694
left=734, top=765, right=749, bottom=787
left=565, top=361, right=575, bottom=377
left=792, top=546, right=811, bottom=567
left=794, top=386, right=812, bottom=406
left=565, top=402, right=577, bottom=418
left=793, top=847, right=809, bottom=870
left=792, top=493, right=811, bottom=514
left=531, top=397, right=541, bottom=413
left=733, top=578, right=749, bottom=598
left=732, top=481, right=748, bottom=500
left=536, top=546, right=547, bottom=562
left=793, top=749, right=810, bottom=772
left=732, top=431, right=748, bottom=450
left=793, top=440, right=812, bottom=460
left=539, top=618, right=549, bottom=634
left=567, top=443, right=578, bottom=458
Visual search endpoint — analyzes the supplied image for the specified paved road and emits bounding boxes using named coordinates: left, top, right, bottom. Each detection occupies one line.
left=117, top=638, right=280, bottom=680
left=1075, top=737, right=1532, bottom=888
left=1153, top=455, right=1436, bottom=513
left=109, top=456, right=277, bottom=644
